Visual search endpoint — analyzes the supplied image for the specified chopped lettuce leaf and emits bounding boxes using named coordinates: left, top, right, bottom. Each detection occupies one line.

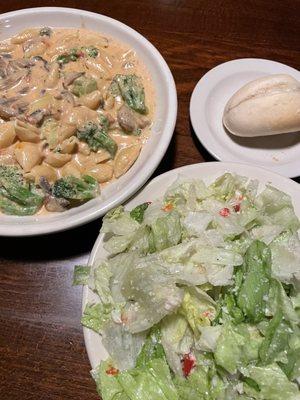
left=102, top=321, right=146, bottom=371
left=243, top=364, right=300, bottom=400
left=258, top=310, right=290, bottom=365
left=150, top=210, right=182, bottom=251
left=237, top=240, right=272, bottom=323
left=130, top=202, right=150, bottom=223
left=72, top=265, right=91, bottom=285
left=136, top=326, right=165, bottom=368
left=161, top=314, right=192, bottom=376
left=93, top=262, right=114, bottom=306
left=81, top=303, right=111, bottom=333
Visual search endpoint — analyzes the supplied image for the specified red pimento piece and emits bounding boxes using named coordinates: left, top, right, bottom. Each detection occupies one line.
left=106, top=366, right=119, bottom=376
left=162, top=203, right=174, bottom=212
left=233, top=203, right=241, bottom=212
left=202, top=310, right=213, bottom=318
left=182, top=353, right=196, bottom=377
left=219, top=207, right=230, bottom=217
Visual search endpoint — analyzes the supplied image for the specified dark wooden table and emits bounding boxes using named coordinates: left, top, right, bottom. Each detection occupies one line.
left=0, top=1, right=299, bottom=399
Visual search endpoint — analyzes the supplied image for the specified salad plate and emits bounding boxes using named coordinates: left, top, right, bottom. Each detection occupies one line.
left=190, top=58, right=300, bottom=178
left=81, top=161, right=300, bottom=398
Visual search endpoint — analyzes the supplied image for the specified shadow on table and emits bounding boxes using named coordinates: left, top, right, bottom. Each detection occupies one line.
left=0, top=133, right=178, bottom=261
left=0, top=218, right=102, bottom=261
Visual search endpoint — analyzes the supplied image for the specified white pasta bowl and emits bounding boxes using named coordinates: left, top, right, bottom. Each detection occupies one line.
left=0, top=7, right=177, bottom=236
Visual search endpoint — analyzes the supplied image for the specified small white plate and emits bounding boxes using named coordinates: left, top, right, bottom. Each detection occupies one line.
left=190, top=58, right=300, bottom=178
left=82, top=161, right=300, bottom=369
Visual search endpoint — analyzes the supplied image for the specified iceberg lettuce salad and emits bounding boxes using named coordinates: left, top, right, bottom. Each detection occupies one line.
left=74, top=173, right=300, bottom=399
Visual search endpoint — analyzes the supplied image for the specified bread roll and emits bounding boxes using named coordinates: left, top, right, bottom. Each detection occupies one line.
left=223, top=74, right=300, bottom=137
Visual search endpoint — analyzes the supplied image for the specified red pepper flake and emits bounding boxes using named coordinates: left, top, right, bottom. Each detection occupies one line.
left=162, top=203, right=174, bottom=212
left=202, top=310, right=213, bottom=318
left=78, top=51, right=85, bottom=57
left=219, top=207, right=230, bottom=217
left=181, top=353, right=196, bottom=377
left=233, top=203, right=241, bottom=212
left=106, top=366, right=119, bottom=376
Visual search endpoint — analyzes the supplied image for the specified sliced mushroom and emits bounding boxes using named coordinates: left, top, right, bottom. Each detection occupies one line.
left=0, top=69, right=28, bottom=91
left=25, top=109, right=50, bottom=126
left=0, top=104, right=18, bottom=119
left=32, top=56, right=50, bottom=71
left=23, top=38, right=46, bottom=58
left=15, top=120, right=40, bottom=143
left=63, top=72, right=84, bottom=87
left=44, top=196, right=69, bottom=212
left=39, top=176, right=52, bottom=194
left=0, top=56, right=8, bottom=78
left=19, top=86, right=30, bottom=94
left=0, top=97, right=19, bottom=105
left=9, top=58, right=35, bottom=69
left=58, top=90, right=76, bottom=106
left=117, top=105, right=150, bottom=133
left=117, top=105, right=138, bottom=132
left=114, top=144, right=141, bottom=178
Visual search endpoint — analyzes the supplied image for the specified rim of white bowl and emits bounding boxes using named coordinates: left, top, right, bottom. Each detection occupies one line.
left=0, top=7, right=177, bottom=236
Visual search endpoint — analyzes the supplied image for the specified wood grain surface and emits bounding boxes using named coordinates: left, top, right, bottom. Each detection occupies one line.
left=0, top=1, right=299, bottom=399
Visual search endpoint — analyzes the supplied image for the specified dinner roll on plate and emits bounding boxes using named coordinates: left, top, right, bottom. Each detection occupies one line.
left=223, top=74, right=300, bottom=137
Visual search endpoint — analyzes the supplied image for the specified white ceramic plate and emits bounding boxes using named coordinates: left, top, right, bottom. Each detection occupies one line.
left=0, top=7, right=177, bottom=236
left=83, top=161, right=300, bottom=369
left=190, top=58, right=300, bottom=178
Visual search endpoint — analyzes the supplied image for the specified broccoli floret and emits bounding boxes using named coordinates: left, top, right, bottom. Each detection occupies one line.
left=84, top=46, right=99, bottom=58
left=111, top=74, right=147, bottom=114
left=71, top=76, right=98, bottom=97
left=0, top=165, right=44, bottom=216
left=77, top=122, right=117, bottom=157
left=39, top=27, right=52, bottom=37
left=52, top=175, right=99, bottom=205
left=57, top=48, right=81, bottom=64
